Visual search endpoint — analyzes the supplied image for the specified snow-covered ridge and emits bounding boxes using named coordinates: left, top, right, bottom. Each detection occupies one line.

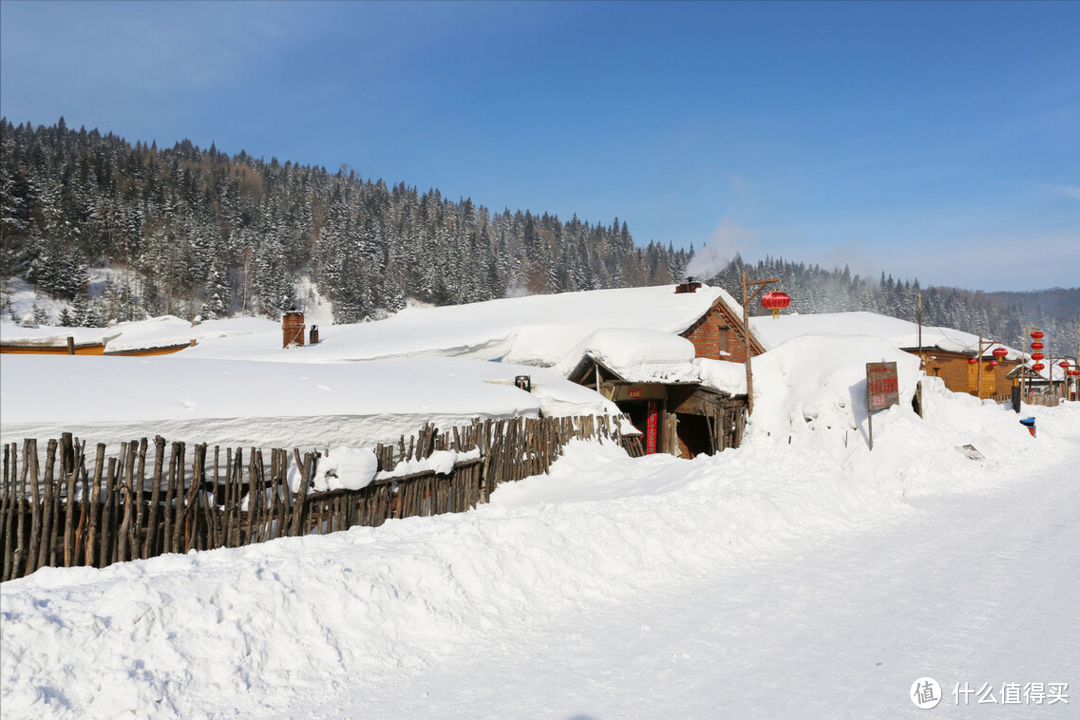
left=750, top=310, right=1027, bottom=360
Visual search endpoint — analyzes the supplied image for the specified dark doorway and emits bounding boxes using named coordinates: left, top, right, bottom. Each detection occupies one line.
left=675, top=413, right=711, bottom=458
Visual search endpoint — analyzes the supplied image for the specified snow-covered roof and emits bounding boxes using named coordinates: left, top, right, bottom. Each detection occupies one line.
left=556, top=328, right=748, bottom=395
left=0, top=321, right=120, bottom=347
left=1, top=316, right=278, bottom=352
left=181, top=283, right=745, bottom=368
left=0, top=354, right=618, bottom=449
left=750, top=311, right=1025, bottom=361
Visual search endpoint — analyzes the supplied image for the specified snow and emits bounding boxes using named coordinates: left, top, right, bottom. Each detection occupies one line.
left=378, top=448, right=482, bottom=480
left=555, top=328, right=698, bottom=380
left=3, top=304, right=1079, bottom=719
left=751, top=310, right=1026, bottom=360
left=749, top=334, right=922, bottom=441
left=1, top=315, right=278, bottom=353
left=0, top=355, right=617, bottom=450
left=0, top=320, right=120, bottom=347
left=178, top=283, right=744, bottom=367
left=300, top=448, right=379, bottom=492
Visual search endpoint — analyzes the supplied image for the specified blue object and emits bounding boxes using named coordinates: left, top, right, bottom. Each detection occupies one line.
left=1019, top=417, right=1036, bottom=437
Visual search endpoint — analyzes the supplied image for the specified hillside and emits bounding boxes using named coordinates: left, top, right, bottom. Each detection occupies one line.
left=2, top=120, right=1077, bottom=356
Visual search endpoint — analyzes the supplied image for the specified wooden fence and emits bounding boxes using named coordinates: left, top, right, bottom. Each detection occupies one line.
left=1, top=414, right=642, bottom=582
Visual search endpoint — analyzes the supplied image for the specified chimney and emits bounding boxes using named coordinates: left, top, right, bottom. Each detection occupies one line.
left=674, top=276, right=702, bottom=294
left=282, top=311, right=305, bottom=348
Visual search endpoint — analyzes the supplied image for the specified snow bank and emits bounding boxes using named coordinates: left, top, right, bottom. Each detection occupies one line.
left=178, top=283, right=742, bottom=367
left=751, top=311, right=1025, bottom=360
left=555, top=328, right=698, bottom=381
left=0, top=355, right=617, bottom=449
left=3, top=400, right=1075, bottom=719
left=0, top=320, right=120, bottom=347
left=5, top=301, right=1079, bottom=720
left=749, top=334, right=922, bottom=440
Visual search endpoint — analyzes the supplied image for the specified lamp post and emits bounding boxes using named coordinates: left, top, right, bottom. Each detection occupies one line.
left=742, top=272, right=781, bottom=414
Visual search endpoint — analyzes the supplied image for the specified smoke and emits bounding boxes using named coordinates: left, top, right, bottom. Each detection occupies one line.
left=685, top=218, right=757, bottom=281
left=504, top=282, right=531, bottom=299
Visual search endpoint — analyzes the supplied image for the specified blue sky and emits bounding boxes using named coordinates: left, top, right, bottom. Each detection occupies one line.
left=1, top=0, right=1077, bottom=291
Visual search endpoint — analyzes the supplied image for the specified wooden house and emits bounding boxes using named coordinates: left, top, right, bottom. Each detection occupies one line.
left=557, top=281, right=761, bottom=459
left=750, top=311, right=1024, bottom=400
left=915, top=349, right=1021, bottom=399
left=265, top=281, right=762, bottom=459
left=566, top=358, right=746, bottom=459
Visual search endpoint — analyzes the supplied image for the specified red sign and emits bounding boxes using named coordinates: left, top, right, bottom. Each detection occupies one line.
left=866, top=362, right=899, bottom=411
left=646, top=401, right=658, bottom=454
left=627, top=388, right=643, bottom=400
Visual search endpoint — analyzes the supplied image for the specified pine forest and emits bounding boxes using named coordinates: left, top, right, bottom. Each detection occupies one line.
left=1, top=119, right=1076, bottom=356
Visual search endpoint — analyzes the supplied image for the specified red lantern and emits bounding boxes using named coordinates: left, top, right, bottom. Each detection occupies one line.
left=992, top=347, right=1008, bottom=358
left=1031, top=331, right=1044, bottom=339
left=989, top=359, right=999, bottom=367
left=968, top=357, right=978, bottom=365
left=1031, top=341, right=1044, bottom=350
left=760, top=291, right=791, bottom=319
left=1031, top=352, right=1045, bottom=361
left=1032, top=363, right=1046, bottom=372
left=1060, top=361, right=1071, bottom=369
left=1071, top=370, right=1080, bottom=377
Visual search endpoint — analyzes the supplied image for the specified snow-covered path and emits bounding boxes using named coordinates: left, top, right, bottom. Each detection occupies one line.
left=304, top=451, right=1080, bottom=720
left=3, top=383, right=1076, bottom=719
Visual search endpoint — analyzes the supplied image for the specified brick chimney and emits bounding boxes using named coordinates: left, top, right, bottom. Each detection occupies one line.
left=282, top=311, right=305, bottom=348
left=675, top=276, right=702, bottom=294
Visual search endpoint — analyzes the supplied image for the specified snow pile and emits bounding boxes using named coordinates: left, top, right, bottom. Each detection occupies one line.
left=2, top=399, right=1075, bottom=719
left=555, top=329, right=750, bottom=395
left=749, top=334, right=922, bottom=439
left=3, top=303, right=1079, bottom=719
left=102, top=315, right=277, bottom=353
left=0, top=314, right=280, bottom=353
left=556, top=328, right=698, bottom=381
left=692, top=356, right=748, bottom=395
left=751, top=310, right=1025, bottom=360
left=378, top=448, right=482, bottom=480
left=0, top=355, right=618, bottom=449
left=286, top=448, right=380, bottom=492
left=179, top=283, right=742, bottom=367
left=0, top=320, right=120, bottom=347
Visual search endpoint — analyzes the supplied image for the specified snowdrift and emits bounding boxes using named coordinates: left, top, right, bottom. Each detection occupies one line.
left=2, top=314, right=1078, bottom=719
left=0, top=355, right=618, bottom=449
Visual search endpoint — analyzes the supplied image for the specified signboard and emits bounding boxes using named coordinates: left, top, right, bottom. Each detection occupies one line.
left=627, top=388, right=643, bottom=400
left=866, top=362, right=899, bottom=411
left=866, top=361, right=899, bottom=451
left=646, top=400, right=658, bottom=454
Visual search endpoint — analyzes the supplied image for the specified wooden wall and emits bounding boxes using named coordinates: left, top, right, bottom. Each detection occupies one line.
left=914, top=349, right=1020, bottom=399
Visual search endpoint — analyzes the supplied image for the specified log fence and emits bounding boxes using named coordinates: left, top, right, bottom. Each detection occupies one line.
left=2, top=414, right=641, bottom=582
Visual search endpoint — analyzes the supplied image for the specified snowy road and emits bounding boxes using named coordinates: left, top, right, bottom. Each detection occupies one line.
left=306, top=452, right=1079, bottom=720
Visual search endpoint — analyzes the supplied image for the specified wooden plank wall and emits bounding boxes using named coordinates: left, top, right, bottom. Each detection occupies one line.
left=1, top=415, right=642, bottom=582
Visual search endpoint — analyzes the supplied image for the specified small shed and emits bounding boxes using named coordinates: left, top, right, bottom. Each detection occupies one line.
left=561, top=329, right=747, bottom=458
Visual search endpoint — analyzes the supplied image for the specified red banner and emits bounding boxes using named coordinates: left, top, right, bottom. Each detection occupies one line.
left=646, top=401, right=658, bottom=454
